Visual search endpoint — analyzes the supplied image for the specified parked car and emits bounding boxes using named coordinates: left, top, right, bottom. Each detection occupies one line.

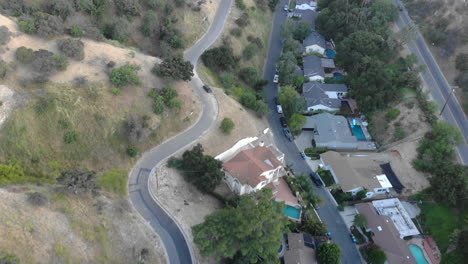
left=309, top=173, right=323, bottom=187
left=279, top=116, right=287, bottom=127
left=273, top=74, right=279, bottom=83
left=350, top=234, right=357, bottom=243
left=276, top=105, right=283, bottom=114
left=274, top=97, right=280, bottom=105
left=283, top=127, right=293, bottom=141
left=300, top=151, right=307, bottom=160
left=292, top=13, right=302, bottom=18
left=202, top=85, right=212, bottom=93
left=399, top=6, right=403, bottom=11
left=283, top=5, right=288, bottom=11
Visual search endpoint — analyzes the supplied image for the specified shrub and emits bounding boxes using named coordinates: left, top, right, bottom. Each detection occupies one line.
left=114, top=0, right=141, bottom=16
left=0, top=60, right=8, bottom=79
left=0, top=25, right=11, bottom=45
left=235, top=12, right=250, bottom=27
left=110, top=64, right=142, bottom=87
left=385, top=108, right=400, bottom=120
left=57, top=38, right=84, bottom=60
left=57, top=169, right=98, bottom=193
left=220, top=73, right=236, bottom=89
left=53, top=55, right=69, bottom=71
left=102, top=19, right=130, bottom=43
left=98, top=169, right=128, bottom=196
left=0, top=251, right=20, bottom=264
left=201, top=45, right=240, bottom=72
left=175, top=0, right=186, bottom=7
left=15, top=46, right=34, bottom=63
left=242, top=43, right=257, bottom=60
left=27, top=192, right=48, bottom=206
left=455, top=53, right=468, bottom=71
left=220, top=118, right=235, bottom=134
left=235, top=0, right=246, bottom=10
left=239, top=67, right=258, bottom=84
left=141, top=11, right=158, bottom=37
left=46, top=0, right=74, bottom=19
left=254, top=79, right=268, bottom=90
left=64, top=131, right=78, bottom=143
left=152, top=56, right=194, bottom=81
left=167, top=98, right=181, bottom=110
left=247, top=35, right=263, bottom=48
left=455, top=72, right=468, bottom=90
left=31, top=49, right=58, bottom=74
left=317, top=242, right=341, bottom=264
left=426, top=28, right=448, bottom=46
left=161, top=86, right=178, bottom=102
left=230, top=27, right=242, bottom=37
left=152, top=95, right=165, bottom=114
left=18, top=18, right=38, bottom=34
left=126, top=146, right=138, bottom=157
left=394, top=127, right=406, bottom=140
left=36, top=15, right=65, bottom=38
left=69, top=24, right=83, bottom=37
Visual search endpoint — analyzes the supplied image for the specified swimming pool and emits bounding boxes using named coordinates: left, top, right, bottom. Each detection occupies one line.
left=283, top=206, right=301, bottom=220
left=409, top=245, right=429, bottom=264
left=333, top=72, right=343, bottom=80
left=325, top=49, right=336, bottom=59
left=350, top=125, right=366, bottom=141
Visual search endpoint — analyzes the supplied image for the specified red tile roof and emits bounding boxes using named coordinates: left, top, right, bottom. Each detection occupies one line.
left=224, top=146, right=282, bottom=187
left=267, top=178, right=299, bottom=207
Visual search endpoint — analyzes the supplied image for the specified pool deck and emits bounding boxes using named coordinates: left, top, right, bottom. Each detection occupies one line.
left=408, top=237, right=440, bottom=264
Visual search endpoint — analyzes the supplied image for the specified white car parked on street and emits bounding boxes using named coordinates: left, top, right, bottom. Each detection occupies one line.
left=277, top=105, right=283, bottom=114
left=273, top=74, right=279, bottom=83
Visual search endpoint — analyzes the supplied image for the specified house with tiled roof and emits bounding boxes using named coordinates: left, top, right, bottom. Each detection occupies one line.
left=303, top=82, right=349, bottom=112
left=223, top=145, right=284, bottom=195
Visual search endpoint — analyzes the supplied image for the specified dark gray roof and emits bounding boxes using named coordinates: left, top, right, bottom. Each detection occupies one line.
left=303, top=55, right=325, bottom=78
left=303, top=31, right=326, bottom=49
left=321, top=58, right=335, bottom=68
left=303, top=113, right=358, bottom=149
left=302, top=82, right=348, bottom=110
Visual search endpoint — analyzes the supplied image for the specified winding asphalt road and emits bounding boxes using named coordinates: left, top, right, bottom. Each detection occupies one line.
left=262, top=1, right=363, bottom=263
left=396, top=0, right=468, bottom=165
left=128, top=1, right=233, bottom=263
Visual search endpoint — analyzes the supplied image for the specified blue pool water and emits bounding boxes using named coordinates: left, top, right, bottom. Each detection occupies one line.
left=333, top=72, right=343, bottom=80
left=325, top=49, right=336, bottom=58
left=351, top=125, right=366, bottom=141
left=283, top=206, right=301, bottom=220
left=409, top=245, right=429, bottom=264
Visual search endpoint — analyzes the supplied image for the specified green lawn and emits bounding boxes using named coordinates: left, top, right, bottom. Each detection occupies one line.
left=317, top=169, right=335, bottom=186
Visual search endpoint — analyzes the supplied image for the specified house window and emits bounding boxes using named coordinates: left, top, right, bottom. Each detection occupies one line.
left=260, top=181, right=267, bottom=187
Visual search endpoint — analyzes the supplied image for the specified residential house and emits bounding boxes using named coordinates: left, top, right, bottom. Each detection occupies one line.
left=295, top=0, right=317, bottom=11
left=303, top=82, right=348, bottom=112
left=303, top=31, right=326, bottom=55
left=284, top=233, right=317, bottom=264
left=303, top=55, right=325, bottom=82
left=320, top=151, right=393, bottom=198
left=356, top=199, right=420, bottom=264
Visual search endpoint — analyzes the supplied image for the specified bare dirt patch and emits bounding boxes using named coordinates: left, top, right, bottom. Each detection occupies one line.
left=0, top=187, right=166, bottom=264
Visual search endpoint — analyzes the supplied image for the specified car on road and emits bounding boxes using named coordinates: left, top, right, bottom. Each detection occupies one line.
left=350, top=234, right=357, bottom=243
left=309, top=172, right=323, bottom=187
left=202, top=85, right=212, bottom=93
left=399, top=6, right=403, bottom=11
left=273, top=74, right=279, bottom=83
left=283, top=127, right=293, bottom=141
left=283, top=5, right=288, bottom=11
left=279, top=116, right=287, bottom=127
left=277, top=105, right=283, bottom=114
left=300, top=151, right=307, bottom=160
left=274, top=97, right=280, bottom=105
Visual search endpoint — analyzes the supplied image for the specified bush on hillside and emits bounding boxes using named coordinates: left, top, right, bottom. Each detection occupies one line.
left=242, top=43, right=257, bottom=60
left=69, top=24, right=83, bottom=37
left=57, top=169, right=98, bottom=194
left=36, top=15, right=65, bottom=38
left=385, top=108, right=400, bottom=121
left=455, top=53, right=468, bottom=71
left=15, top=46, right=34, bottom=63
left=0, top=60, right=8, bottom=79
left=235, top=12, right=250, bottom=27
left=141, top=11, right=158, bottom=37
left=114, top=0, right=141, bottom=16
left=110, top=64, right=142, bottom=87
left=57, top=38, right=85, bottom=60
left=0, top=26, right=11, bottom=45
left=239, top=67, right=258, bottom=84
left=27, top=192, right=48, bottom=206
left=45, top=0, right=74, bottom=19
left=98, top=169, right=128, bottom=196
left=102, top=19, right=130, bottom=43
left=18, top=17, right=38, bottom=34
left=152, top=56, right=194, bottom=81
left=220, top=118, right=235, bottom=134
left=124, top=114, right=151, bottom=143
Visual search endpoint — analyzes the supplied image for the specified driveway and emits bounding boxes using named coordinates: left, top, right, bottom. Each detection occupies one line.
left=262, top=2, right=363, bottom=263
left=395, top=0, right=468, bottom=165
left=128, top=1, right=233, bottom=263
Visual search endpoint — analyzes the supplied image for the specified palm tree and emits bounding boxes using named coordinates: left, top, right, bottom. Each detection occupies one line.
left=354, top=214, right=368, bottom=229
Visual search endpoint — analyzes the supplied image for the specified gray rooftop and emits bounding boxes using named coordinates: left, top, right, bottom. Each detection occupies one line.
left=303, top=113, right=358, bottom=149
left=303, top=31, right=326, bottom=48
left=303, top=55, right=325, bottom=79
left=321, top=58, right=335, bottom=68
left=303, top=82, right=348, bottom=110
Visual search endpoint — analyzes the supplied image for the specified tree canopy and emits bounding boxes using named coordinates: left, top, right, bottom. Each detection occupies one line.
left=153, top=55, right=194, bottom=81
left=317, top=242, right=341, bottom=264
left=278, top=86, right=305, bottom=119
left=192, top=188, right=288, bottom=263
left=202, top=45, right=240, bottom=72
left=354, top=214, right=368, bottom=229
left=289, top=113, right=306, bottom=136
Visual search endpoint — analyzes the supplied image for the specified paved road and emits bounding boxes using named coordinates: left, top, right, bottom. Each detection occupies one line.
left=396, top=0, right=468, bottom=164
left=262, top=2, right=363, bottom=263
left=128, top=1, right=233, bottom=263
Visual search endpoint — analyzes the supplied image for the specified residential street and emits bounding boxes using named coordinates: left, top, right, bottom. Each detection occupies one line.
left=262, top=1, right=363, bottom=263
left=128, top=1, right=233, bottom=263
left=395, top=0, right=468, bottom=165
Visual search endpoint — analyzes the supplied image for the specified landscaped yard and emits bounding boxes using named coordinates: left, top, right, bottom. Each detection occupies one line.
left=317, top=169, right=335, bottom=186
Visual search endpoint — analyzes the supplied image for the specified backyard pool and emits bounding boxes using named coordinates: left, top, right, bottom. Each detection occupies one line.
left=409, top=245, right=429, bottom=264
left=284, top=206, right=301, bottom=220
left=325, top=49, right=336, bottom=58
left=333, top=72, right=343, bottom=80
left=350, top=125, right=366, bottom=141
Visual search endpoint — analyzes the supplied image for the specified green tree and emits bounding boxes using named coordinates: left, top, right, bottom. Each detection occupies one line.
left=317, top=242, right=341, bottom=264
left=110, top=64, right=142, bottom=87
left=70, top=24, right=83, bottom=37
left=239, top=67, right=258, bottom=84
left=365, top=246, right=387, bottom=264
left=293, top=21, right=311, bottom=41
left=277, top=52, right=298, bottom=86
left=302, top=217, right=327, bottom=235
left=141, top=11, right=158, bottom=37
left=0, top=251, right=20, bottom=264
left=282, top=37, right=302, bottom=57
left=220, top=118, right=235, bottom=134
left=192, top=188, right=287, bottom=262
left=413, top=122, right=464, bottom=172
left=286, top=174, right=321, bottom=207
left=177, top=144, right=223, bottom=193
left=242, top=43, right=257, bottom=60
left=202, top=45, right=240, bottom=72
left=280, top=19, right=294, bottom=39
left=354, top=214, right=368, bottom=229
left=429, top=163, right=468, bottom=207
left=99, top=169, right=128, bottom=196
left=289, top=113, right=306, bottom=135
left=15, top=46, right=34, bottom=63
left=153, top=55, right=194, bottom=81
left=279, top=86, right=306, bottom=119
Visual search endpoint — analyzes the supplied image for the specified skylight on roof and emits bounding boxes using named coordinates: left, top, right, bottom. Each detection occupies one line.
left=264, top=159, right=273, bottom=167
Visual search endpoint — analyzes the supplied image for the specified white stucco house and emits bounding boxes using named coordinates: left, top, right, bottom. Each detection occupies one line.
left=223, top=145, right=285, bottom=195
left=295, top=0, right=317, bottom=11
left=320, top=151, right=393, bottom=198
left=303, top=31, right=326, bottom=55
